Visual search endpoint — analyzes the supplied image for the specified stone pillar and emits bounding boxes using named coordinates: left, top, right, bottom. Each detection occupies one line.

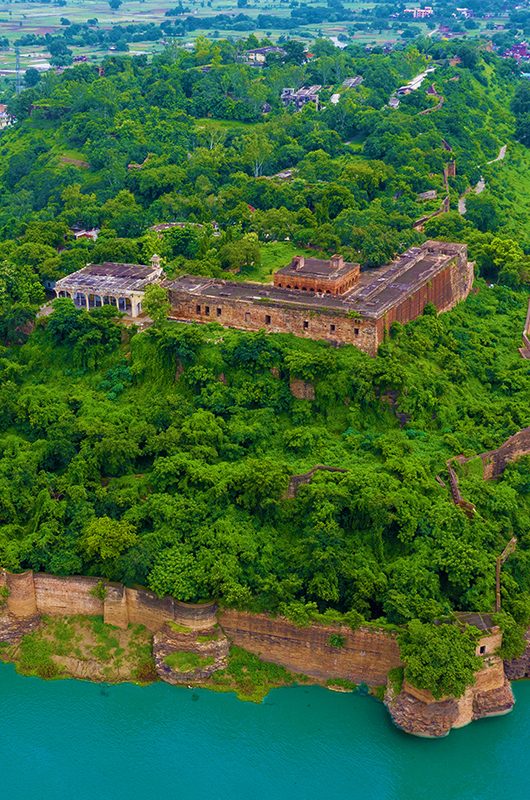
left=103, top=583, right=129, bottom=629
left=6, top=571, right=38, bottom=617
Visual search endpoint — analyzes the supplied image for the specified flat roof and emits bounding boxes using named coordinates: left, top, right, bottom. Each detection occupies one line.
left=276, top=257, right=358, bottom=281
left=165, top=242, right=466, bottom=320
left=55, top=262, right=159, bottom=294
left=454, top=612, right=495, bottom=632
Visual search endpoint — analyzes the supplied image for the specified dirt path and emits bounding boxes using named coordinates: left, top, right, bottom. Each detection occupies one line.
left=488, top=144, right=507, bottom=165
left=459, top=176, right=487, bottom=214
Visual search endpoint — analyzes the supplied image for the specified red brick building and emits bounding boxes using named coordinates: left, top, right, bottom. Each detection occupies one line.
left=165, top=241, right=473, bottom=357
left=273, top=254, right=360, bottom=296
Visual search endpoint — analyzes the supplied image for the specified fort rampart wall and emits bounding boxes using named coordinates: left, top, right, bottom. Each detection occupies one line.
left=0, top=570, right=217, bottom=631
left=218, top=609, right=401, bottom=684
left=0, top=570, right=517, bottom=736
left=1, top=571, right=401, bottom=685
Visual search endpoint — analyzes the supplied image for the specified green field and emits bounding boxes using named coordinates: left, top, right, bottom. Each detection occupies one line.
left=0, top=0, right=493, bottom=77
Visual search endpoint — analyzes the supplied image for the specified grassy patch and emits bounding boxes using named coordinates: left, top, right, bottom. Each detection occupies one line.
left=234, top=242, right=321, bottom=284
left=164, top=650, right=215, bottom=672
left=196, top=632, right=219, bottom=643
left=167, top=621, right=192, bottom=634
left=16, top=630, right=63, bottom=680
left=387, top=667, right=404, bottom=696
left=326, top=678, right=357, bottom=691
left=8, top=615, right=155, bottom=684
left=209, top=646, right=303, bottom=702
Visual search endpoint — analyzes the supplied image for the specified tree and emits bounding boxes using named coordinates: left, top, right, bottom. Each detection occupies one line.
left=465, top=193, right=501, bottom=233
left=82, top=517, right=138, bottom=571
left=24, top=67, right=41, bottom=88
left=143, top=283, right=170, bottom=325
left=109, top=0, right=122, bottom=9
left=399, top=620, right=482, bottom=700
left=282, top=40, right=306, bottom=65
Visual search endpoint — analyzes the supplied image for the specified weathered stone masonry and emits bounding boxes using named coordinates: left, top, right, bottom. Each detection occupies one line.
left=1, top=571, right=514, bottom=737
left=165, top=241, right=473, bottom=356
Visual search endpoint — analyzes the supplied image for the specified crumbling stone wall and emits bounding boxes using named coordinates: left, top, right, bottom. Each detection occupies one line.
left=168, top=292, right=379, bottom=355
left=479, top=427, right=530, bottom=479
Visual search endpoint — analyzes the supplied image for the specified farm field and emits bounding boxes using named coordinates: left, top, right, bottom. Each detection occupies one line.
left=0, top=0, right=500, bottom=79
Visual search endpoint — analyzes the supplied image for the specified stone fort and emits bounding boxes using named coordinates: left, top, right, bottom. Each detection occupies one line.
left=54, top=241, right=473, bottom=357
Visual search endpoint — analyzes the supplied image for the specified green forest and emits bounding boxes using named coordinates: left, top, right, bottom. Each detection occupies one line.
left=1, top=35, right=530, bottom=695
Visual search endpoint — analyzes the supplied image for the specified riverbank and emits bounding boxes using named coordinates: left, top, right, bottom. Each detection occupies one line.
left=0, top=612, right=321, bottom=703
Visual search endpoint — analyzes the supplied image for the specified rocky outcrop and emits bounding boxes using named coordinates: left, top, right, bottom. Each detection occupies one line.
left=504, top=630, right=530, bottom=680
left=387, top=689, right=459, bottom=738
left=473, top=680, right=514, bottom=719
left=289, top=379, right=315, bottom=400
left=0, top=612, right=40, bottom=645
left=387, top=657, right=514, bottom=738
left=153, top=623, right=229, bottom=685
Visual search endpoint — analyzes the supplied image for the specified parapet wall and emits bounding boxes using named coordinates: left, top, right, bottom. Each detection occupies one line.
left=219, top=609, right=401, bottom=684
left=479, top=427, right=530, bottom=479
left=1, top=571, right=217, bottom=632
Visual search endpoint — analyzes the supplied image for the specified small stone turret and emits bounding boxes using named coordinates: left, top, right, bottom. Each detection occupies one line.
left=150, top=253, right=162, bottom=274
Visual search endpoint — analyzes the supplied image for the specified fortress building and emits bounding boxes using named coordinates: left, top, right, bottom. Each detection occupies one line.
left=165, top=241, right=473, bottom=356
left=52, top=242, right=473, bottom=357
left=54, top=256, right=163, bottom=318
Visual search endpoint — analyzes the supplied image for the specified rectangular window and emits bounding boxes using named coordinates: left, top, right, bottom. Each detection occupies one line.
left=354, top=327, right=360, bottom=336
left=330, top=323, right=336, bottom=333
left=216, top=307, right=222, bottom=317
left=196, top=304, right=201, bottom=314
left=303, top=320, right=309, bottom=329
left=245, top=312, right=251, bottom=322
left=265, top=314, right=271, bottom=325
left=479, top=645, right=486, bottom=655
left=205, top=306, right=210, bottom=316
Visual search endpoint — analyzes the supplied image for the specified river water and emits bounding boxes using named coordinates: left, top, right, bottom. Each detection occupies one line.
left=1, top=663, right=529, bottom=800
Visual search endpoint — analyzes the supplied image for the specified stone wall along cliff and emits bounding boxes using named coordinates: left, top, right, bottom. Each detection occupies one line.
left=1, top=571, right=217, bottom=632
left=219, top=609, right=401, bottom=684
left=479, top=427, right=530, bottom=480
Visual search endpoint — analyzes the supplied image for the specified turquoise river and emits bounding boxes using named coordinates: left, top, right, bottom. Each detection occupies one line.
left=2, top=662, right=529, bottom=800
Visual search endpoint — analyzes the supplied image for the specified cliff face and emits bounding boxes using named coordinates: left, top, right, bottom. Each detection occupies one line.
left=219, top=609, right=401, bottom=684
